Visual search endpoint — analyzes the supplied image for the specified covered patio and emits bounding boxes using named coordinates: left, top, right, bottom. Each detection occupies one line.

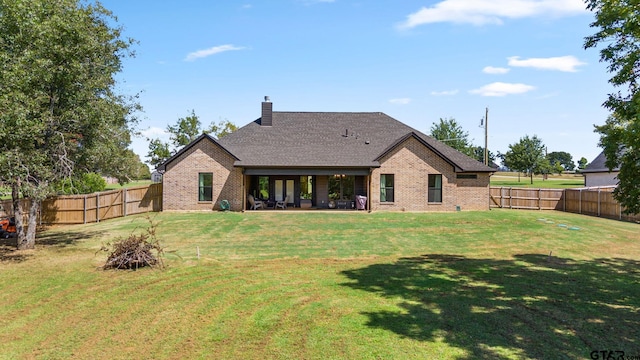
left=243, top=168, right=370, bottom=211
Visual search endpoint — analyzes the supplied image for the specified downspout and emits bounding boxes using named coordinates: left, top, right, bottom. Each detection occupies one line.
left=242, top=168, right=246, bottom=212
left=368, top=168, right=372, bottom=212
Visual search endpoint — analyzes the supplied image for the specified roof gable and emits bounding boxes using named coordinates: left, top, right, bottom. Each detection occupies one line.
left=158, top=133, right=238, bottom=172
left=375, top=132, right=462, bottom=171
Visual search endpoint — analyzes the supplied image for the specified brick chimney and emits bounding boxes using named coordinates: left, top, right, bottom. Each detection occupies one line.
left=261, top=96, right=272, bottom=126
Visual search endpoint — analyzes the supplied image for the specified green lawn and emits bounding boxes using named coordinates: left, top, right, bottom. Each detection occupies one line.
left=491, top=174, right=585, bottom=188
left=1, top=210, right=639, bottom=359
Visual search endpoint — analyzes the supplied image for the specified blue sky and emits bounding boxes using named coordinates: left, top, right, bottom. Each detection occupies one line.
left=100, top=0, right=611, bottom=167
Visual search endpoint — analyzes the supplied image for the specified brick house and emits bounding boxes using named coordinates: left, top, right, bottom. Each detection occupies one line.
left=159, top=98, right=494, bottom=211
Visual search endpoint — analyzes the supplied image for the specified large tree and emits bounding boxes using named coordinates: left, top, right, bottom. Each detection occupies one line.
left=429, top=117, right=474, bottom=157
left=0, top=0, right=138, bottom=249
left=147, top=112, right=237, bottom=168
left=584, top=0, right=640, bottom=214
left=167, top=110, right=201, bottom=148
left=503, top=135, right=546, bottom=184
left=547, top=151, right=575, bottom=172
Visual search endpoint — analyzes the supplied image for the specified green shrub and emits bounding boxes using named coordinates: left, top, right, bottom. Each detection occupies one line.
left=56, top=172, right=107, bottom=195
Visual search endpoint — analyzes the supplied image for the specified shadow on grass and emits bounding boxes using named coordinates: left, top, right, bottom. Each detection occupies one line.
left=341, top=254, right=640, bottom=359
left=36, top=230, right=101, bottom=247
left=0, top=237, right=30, bottom=263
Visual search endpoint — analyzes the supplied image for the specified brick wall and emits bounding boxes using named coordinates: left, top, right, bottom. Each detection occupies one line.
left=371, top=137, right=489, bottom=211
left=163, top=138, right=243, bottom=211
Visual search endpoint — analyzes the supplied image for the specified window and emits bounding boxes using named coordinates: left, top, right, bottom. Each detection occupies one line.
left=380, top=174, right=394, bottom=202
left=199, top=173, right=213, bottom=201
left=300, top=176, right=313, bottom=200
left=258, top=176, right=269, bottom=199
left=428, top=174, right=442, bottom=203
left=329, top=175, right=354, bottom=200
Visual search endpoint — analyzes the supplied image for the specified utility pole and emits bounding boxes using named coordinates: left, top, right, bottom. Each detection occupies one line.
left=480, top=107, right=488, bottom=166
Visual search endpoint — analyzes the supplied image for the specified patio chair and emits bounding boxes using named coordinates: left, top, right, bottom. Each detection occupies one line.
left=248, top=194, right=263, bottom=210
left=275, top=195, right=289, bottom=210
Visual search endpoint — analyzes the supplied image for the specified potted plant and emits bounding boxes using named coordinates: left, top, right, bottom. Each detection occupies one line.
left=300, top=192, right=312, bottom=209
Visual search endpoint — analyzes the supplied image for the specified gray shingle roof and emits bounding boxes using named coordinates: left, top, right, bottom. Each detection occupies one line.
left=215, top=111, right=493, bottom=172
left=582, top=151, right=620, bottom=173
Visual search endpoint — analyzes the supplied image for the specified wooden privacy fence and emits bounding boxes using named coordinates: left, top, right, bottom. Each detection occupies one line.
left=490, top=186, right=640, bottom=222
left=0, top=184, right=162, bottom=225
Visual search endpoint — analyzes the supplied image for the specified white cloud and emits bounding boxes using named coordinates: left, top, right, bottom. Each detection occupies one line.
left=507, top=55, right=586, bottom=72
left=141, top=127, right=169, bottom=139
left=430, top=89, right=459, bottom=96
left=469, top=82, right=535, bottom=96
left=483, top=66, right=510, bottom=74
left=185, top=44, right=245, bottom=62
left=398, top=0, right=586, bottom=28
left=389, top=98, right=412, bottom=105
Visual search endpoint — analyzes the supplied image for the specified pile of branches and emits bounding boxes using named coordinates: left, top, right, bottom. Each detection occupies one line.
left=99, top=217, right=164, bottom=270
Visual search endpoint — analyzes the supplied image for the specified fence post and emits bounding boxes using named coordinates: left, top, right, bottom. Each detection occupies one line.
left=538, top=188, right=541, bottom=210
left=579, top=189, right=582, bottom=214
left=83, top=195, right=87, bottom=224
left=123, top=188, right=127, bottom=217
left=96, top=192, right=100, bottom=223
left=620, top=203, right=622, bottom=220
left=509, top=187, right=512, bottom=209
left=597, top=189, right=601, bottom=217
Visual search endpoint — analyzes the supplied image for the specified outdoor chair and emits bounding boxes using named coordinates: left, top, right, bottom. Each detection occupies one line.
left=248, top=194, right=263, bottom=210
left=275, top=195, right=289, bottom=210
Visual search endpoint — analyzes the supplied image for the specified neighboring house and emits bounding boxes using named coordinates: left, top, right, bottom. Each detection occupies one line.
left=159, top=98, right=495, bottom=212
left=151, top=171, right=163, bottom=183
left=582, top=151, right=620, bottom=187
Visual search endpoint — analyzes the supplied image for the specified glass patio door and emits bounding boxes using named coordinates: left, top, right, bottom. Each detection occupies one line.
left=274, top=179, right=295, bottom=203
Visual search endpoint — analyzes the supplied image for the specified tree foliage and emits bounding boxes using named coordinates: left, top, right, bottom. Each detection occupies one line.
left=503, top=135, right=546, bottom=184
left=206, top=118, right=238, bottom=139
left=577, top=157, right=589, bottom=170
left=547, top=151, right=575, bottom=171
left=472, top=146, right=498, bottom=168
left=167, top=110, right=201, bottom=148
left=56, top=172, right=107, bottom=195
left=147, top=112, right=237, bottom=169
left=0, top=0, right=139, bottom=249
left=429, top=117, right=474, bottom=157
left=584, top=0, right=640, bottom=214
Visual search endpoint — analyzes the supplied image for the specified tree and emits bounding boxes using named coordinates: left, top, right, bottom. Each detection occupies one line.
left=472, top=146, right=498, bottom=168
left=547, top=151, right=575, bottom=172
left=552, top=160, right=565, bottom=175
left=429, top=117, right=474, bottom=157
left=167, top=110, right=201, bottom=148
left=577, top=157, right=589, bottom=170
left=503, top=135, right=546, bottom=184
left=56, top=173, right=107, bottom=195
left=0, top=0, right=138, bottom=249
left=206, top=118, right=238, bottom=139
left=584, top=0, right=640, bottom=214
left=147, top=139, right=172, bottom=169
left=147, top=112, right=237, bottom=169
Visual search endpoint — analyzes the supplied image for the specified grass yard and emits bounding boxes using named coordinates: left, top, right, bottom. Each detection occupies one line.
left=1, top=210, right=639, bottom=359
left=491, top=174, right=585, bottom=189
